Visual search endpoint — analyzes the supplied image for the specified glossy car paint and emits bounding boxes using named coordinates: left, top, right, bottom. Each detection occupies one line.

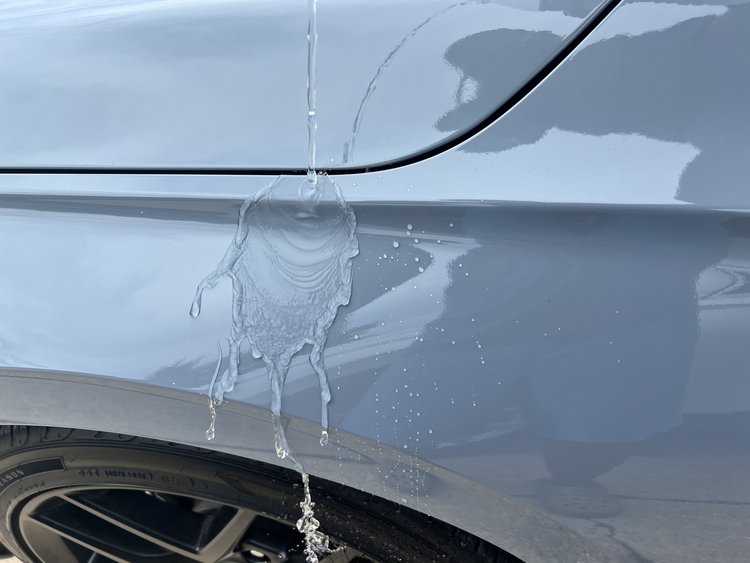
left=1, top=0, right=750, bottom=562
left=0, top=0, right=605, bottom=168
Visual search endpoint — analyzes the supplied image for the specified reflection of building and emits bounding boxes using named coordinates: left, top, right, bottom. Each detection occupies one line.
left=539, top=0, right=603, bottom=18
left=687, top=234, right=750, bottom=416
left=698, top=259, right=750, bottom=311
left=445, top=2, right=750, bottom=210
left=427, top=1, right=750, bottom=518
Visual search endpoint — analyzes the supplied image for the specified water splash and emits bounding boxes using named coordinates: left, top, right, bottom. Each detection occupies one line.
left=296, top=472, right=341, bottom=562
left=192, top=175, right=357, bottom=563
left=191, top=175, right=358, bottom=459
left=192, top=1, right=357, bottom=559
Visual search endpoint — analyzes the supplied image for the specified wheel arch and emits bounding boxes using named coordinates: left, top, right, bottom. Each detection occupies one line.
left=0, top=368, right=617, bottom=562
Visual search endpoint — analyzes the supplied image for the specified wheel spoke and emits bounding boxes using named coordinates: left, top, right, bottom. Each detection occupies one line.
left=15, top=485, right=370, bottom=563
left=194, top=509, right=256, bottom=562
left=63, top=489, right=248, bottom=560
left=25, top=506, right=145, bottom=563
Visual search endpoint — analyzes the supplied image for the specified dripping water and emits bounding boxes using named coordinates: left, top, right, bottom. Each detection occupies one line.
left=191, top=1, right=356, bottom=559
left=205, top=341, right=224, bottom=441
left=296, top=472, right=340, bottom=563
left=343, top=0, right=473, bottom=163
left=191, top=175, right=356, bottom=558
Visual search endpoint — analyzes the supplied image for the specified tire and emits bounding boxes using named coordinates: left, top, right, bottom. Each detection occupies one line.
left=0, top=426, right=518, bottom=563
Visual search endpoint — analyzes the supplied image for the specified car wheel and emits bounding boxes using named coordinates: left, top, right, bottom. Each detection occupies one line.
left=0, top=426, right=517, bottom=562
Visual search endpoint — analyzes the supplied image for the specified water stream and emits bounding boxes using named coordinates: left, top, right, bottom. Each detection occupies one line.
left=343, top=0, right=473, bottom=163
left=306, top=0, right=319, bottom=188
left=190, top=1, right=357, bottom=559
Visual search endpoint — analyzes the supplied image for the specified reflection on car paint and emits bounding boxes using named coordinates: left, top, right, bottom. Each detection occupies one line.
left=343, top=0, right=473, bottom=164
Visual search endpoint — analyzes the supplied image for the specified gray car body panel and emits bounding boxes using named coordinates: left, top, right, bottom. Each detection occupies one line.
left=1, top=0, right=750, bottom=562
left=0, top=0, right=605, bottom=169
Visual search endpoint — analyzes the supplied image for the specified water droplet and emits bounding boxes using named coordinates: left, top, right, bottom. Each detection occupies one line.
left=407, top=223, right=413, bottom=230
left=393, top=241, right=399, bottom=248
left=275, top=436, right=288, bottom=459
left=418, top=267, right=424, bottom=273
left=353, top=334, right=359, bottom=340
left=320, top=430, right=329, bottom=446
left=190, top=296, right=202, bottom=318
left=449, top=222, right=454, bottom=227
